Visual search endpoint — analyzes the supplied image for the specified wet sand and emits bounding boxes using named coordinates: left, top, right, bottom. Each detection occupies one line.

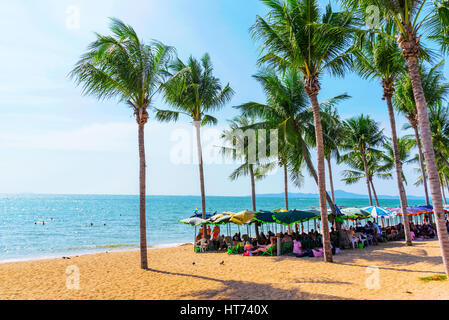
left=0, top=240, right=448, bottom=300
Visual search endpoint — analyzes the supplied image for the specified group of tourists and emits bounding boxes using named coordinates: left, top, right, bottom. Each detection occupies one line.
left=194, top=217, right=449, bottom=256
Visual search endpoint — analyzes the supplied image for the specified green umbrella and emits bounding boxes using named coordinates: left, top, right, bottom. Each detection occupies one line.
left=254, top=210, right=276, bottom=224
left=273, top=210, right=319, bottom=226
left=341, top=207, right=371, bottom=219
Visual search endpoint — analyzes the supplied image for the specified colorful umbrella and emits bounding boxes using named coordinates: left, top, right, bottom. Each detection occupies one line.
left=362, top=206, right=394, bottom=218
left=341, top=207, right=371, bottom=219
left=254, top=211, right=276, bottom=224
left=230, top=210, right=256, bottom=225
left=273, top=210, right=319, bottom=226
left=208, top=213, right=233, bottom=225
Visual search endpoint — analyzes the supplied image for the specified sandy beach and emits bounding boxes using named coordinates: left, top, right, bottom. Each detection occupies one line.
left=0, top=240, right=448, bottom=300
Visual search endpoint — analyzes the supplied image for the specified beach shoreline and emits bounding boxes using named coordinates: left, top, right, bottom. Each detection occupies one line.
left=0, top=240, right=448, bottom=300
left=0, top=242, right=192, bottom=265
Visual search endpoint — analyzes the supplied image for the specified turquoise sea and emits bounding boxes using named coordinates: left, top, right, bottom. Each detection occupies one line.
left=0, top=194, right=426, bottom=262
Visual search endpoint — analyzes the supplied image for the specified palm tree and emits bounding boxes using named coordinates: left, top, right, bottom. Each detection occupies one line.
left=321, top=106, right=346, bottom=204
left=394, top=62, right=449, bottom=207
left=382, top=137, right=416, bottom=185
left=340, top=115, right=385, bottom=206
left=70, top=18, right=174, bottom=270
left=429, top=104, right=449, bottom=171
left=235, top=67, right=348, bottom=210
left=342, top=149, right=392, bottom=206
left=343, top=0, right=449, bottom=277
left=352, top=34, right=412, bottom=245
left=251, top=0, right=359, bottom=262
left=220, top=115, right=276, bottom=237
left=156, top=54, right=234, bottom=219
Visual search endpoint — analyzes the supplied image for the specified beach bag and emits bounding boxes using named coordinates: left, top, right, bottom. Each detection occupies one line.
left=358, top=242, right=364, bottom=249
left=243, top=251, right=252, bottom=256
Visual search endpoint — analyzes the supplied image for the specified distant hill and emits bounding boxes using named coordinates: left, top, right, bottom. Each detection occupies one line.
left=257, top=189, right=425, bottom=200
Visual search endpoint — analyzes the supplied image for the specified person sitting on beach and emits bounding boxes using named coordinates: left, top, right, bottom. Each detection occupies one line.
left=446, top=220, right=449, bottom=233
left=251, top=236, right=276, bottom=255
left=258, top=232, right=268, bottom=245
left=212, top=225, right=220, bottom=250
left=282, top=232, right=292, bottom=243
left=218, top=235, right=228, bottom=251
left=232, top=233, right=241, bottom=245
left=199, top=237, right=209, bottom=252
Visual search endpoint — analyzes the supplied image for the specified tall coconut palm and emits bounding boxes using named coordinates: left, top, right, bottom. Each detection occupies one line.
left=394, top=61, right=449, bottom=206
left=352, top=34, right=413, bottom=245
left=70, top=18, right=174, bottom=270
left=252, top=0, right=359, bottom=262
left=235, top=67, right=348, bottom=215
left=156, top=54, right=234, bottom=219
left=220, top=115, right=276, bottom=237
left=340, top=115, right=385, bottom=206
left=382, top=137, right=416, bottom=186
left=341, top=149, right=393, bottom=206
left=321, top=106, right=346, bottom=204
left=342, top=0, right=449, bottom=277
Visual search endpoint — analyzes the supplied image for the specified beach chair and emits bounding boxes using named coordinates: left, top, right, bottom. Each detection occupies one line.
left=261, top=243, right=277, bottom=256
left=227, top=242, right=244, bottom=255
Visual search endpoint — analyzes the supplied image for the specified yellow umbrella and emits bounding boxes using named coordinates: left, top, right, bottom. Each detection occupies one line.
left=230, top=210, right=256, bottom=225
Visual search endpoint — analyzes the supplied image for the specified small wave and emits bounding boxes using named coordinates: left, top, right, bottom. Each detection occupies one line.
left=67, top=244, right=137, bottom=250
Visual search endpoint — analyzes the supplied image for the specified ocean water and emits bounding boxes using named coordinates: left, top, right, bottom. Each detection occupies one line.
left=0, top=194, right=425, bottom=262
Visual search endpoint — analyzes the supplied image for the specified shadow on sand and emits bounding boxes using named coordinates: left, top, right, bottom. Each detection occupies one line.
left=146, top=268, right=351, bottom=300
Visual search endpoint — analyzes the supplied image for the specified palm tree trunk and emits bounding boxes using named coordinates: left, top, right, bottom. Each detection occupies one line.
left=412, top=124, right=430, bottom=206
left=327, top=157, right=335, bottom=204
left=284, top=163, right=289, bottom=210
left=302, top=143, right=337, bottom=215
left=445, top=175, right=449, bottom=204
left=385, top=92, right=412, bottom=245
left=138, top=123, right=148, bottom=270
left=307, top=91, right=332, bottom=263
left=370, top=179, right=380, bottom=207
left=194, top=121, right=207, bottom=219
left=361, top=150, right=374, bottom=206
left=440, top=175, right=447, bottom=205
left=249, top=165, right=260, bottom=239
left=405, top=54, right=449, bottom=276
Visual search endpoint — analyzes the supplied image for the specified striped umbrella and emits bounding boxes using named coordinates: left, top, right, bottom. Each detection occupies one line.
left=362, top=206, right=394, bottom=218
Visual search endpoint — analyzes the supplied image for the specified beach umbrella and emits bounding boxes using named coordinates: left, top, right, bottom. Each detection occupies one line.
left=254, top=210, right=276, bottom=224
left=230, top=210, right=256, bottom=226
left=273, top=210, right=319, bottom=226
left=341, top=207, right=371, bottom=219
left=362, top=206, right=394, bottom=218
left=208, top=213, right=233, bottom=225
left=273, top=208, right=288, bottom=213
left=179, top=217, right=208, bottom=226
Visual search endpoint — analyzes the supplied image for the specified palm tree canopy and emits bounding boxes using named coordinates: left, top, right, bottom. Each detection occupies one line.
left=352, top=34, right=406, bottom=84
left=252, top=0, right=360, bottom=79
left=70, top=18, right=175, bottom=113
left=341, top=0, right=449, bottom=49
left=156, top=53, right=234, bottom=125
left=340, top=114, right=385, bottom=155
left=394, top=61, right=449, bottom=122
left=220, top=115, right=277, bottom=182
left=342, top=149, right=393, bottom=185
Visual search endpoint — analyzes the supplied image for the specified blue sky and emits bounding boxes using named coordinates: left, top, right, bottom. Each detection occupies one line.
left=0, top=0, right=443, bottom=197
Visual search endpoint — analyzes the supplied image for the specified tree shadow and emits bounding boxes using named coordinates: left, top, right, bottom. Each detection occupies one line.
left=146, top=268, right=351, bottom=300
left=333, top=241, right=445, bottom=274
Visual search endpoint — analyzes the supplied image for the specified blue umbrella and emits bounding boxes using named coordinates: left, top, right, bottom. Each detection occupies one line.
left=363, top=206, right=394, bottom=218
